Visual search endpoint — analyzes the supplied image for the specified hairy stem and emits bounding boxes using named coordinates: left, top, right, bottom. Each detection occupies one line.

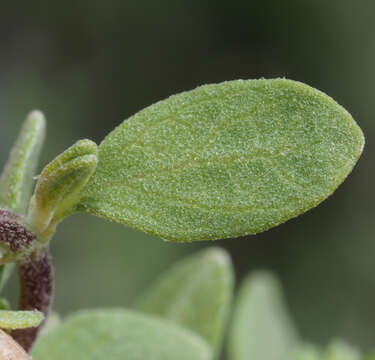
left=11, top=248, right=54, bottom=352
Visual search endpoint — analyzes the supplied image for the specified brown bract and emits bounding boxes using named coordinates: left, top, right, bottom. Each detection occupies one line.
left=0, top=330, right=31, bottom=360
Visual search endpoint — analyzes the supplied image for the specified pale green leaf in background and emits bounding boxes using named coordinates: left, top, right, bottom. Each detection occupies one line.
left=135, top=247, right=234, bottom=354
left=28, top=139, right=98, bottom=240
left=323, top=340, right=361, bottom=360
left=228, top=271, right=298, bottom=360
left=32, top=309, right=213, bottom=360
left=0, top=310, right=44, bottom=330
left=287, top=344, right=322, bottom=360
left=39, top=311, right=60, bottom=337
left=0, top=111, right=46, bottom=215
left=78, top=79, right=364, bottom=242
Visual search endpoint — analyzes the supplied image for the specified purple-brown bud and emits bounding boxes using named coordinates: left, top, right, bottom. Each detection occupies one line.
left=0, top=209, right=35, bottom=261
left=0, top=209, right=53, bottom=352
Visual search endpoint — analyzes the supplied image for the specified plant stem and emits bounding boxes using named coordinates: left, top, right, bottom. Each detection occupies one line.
left=11, top=247, right=54, bottom=352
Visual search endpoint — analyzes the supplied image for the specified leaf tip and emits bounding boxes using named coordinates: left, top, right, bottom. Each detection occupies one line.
left=74, top=139, right=98, bottom=156
left=201, top=247, right=232, bottom=269
left=24, top=110, right=47, bottom=142
left=26, top=110, right=46, bottom=126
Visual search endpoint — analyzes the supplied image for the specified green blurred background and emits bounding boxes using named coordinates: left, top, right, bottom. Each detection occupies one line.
left=0, top=0, right=373, bottom=352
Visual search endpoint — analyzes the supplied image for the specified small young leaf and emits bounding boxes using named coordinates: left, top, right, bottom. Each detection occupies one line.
left=28, top=139, right=98, bottom=238
left=0, top=310, right=44, bottom=330
left=32, top=309, right=213, bottom=360
left=323, top=340, right=361, bottom=360
left=78, top=79, right=364, bottom=241
left=0, top=111, right=46, bottom=215
left=135, top=247, right=233, bottom=353
left=228, top=271, right=298, bottom=360
left=0, top=329, right=31, bottom=360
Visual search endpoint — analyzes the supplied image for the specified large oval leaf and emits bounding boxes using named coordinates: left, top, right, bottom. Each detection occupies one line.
left=78, top=79, right=364, bottom=241
left=32, top=309, right=212, bottom=360
left=135, top=247, right=234, bottom=353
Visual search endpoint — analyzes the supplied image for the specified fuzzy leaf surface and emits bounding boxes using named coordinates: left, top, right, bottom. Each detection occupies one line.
left=135, top=247, right=233, bottom=352
left=0, top=310, right=44, bottom=329
left=79, top=79, right=364, bottom=241
left=32, top=309, right=212, bottom=360
left=228, top=271, right=298, bottom=360
left=0, top=111, right=45, bottom=215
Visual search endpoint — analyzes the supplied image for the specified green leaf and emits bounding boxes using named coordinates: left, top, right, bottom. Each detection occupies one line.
left=0, top=298, right=10, bottom=310
left=228, top=271, right=298, bottom=360
left=28, top=139, right=98, bottom=239
left=323, top=340, right=361, bottom=360
left=32, top=309, right=213, bottom=360
left=363, top=352, right=375, bottom=360
left=287, top=344, right=322, bottom=360
left=0, top=310, right=44, bottom=330
left=0, top=264, right=14, bottom=293
left=78, top=79, right=364, bottom=242
left=0, top=111, right=46, bottom=215
left=135, top=247, right=233, bottom=353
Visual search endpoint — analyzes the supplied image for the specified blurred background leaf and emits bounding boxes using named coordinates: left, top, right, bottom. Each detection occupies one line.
left=287, top=344, right=322, bottom=360
left=0, top=0, right=373, bottom=353
left=135, top=247, right=233, bottom=354
left=228, top=271, right=298, bottom=360
left=32, top=309, right=213, bottom=360
left=322, top=340, right=361, bottom=360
